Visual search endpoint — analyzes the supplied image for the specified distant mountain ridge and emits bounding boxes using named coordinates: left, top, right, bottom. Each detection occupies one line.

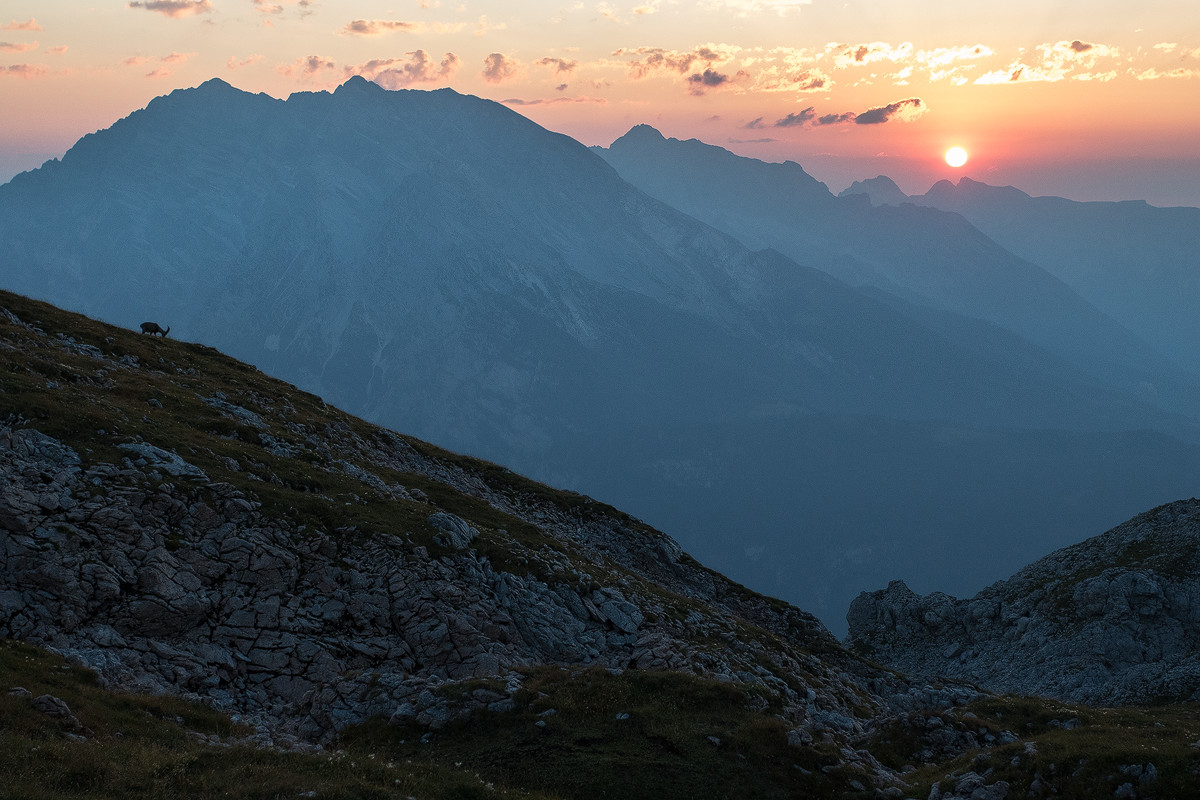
left=595, top=126, right=1199, bottom=416
left=840, top=174, right=1200, bottom=377
left=3, top=78, right=1200, bottom=632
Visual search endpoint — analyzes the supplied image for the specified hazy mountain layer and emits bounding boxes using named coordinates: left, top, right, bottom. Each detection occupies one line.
left=597, top=126, right=1199, bottom=416
left=2, top=78, right=1198, bottom=632
left=900, top=177, right=1200, bottom=377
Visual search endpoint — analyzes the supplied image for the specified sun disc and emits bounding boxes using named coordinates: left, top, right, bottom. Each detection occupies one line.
left=945, top=147, right=968, bottom=168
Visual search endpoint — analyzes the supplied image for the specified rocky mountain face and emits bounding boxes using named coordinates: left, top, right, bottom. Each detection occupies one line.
left=0, top=289, right=975, bottom=781
left=847, top=499, right=1200, bottom=706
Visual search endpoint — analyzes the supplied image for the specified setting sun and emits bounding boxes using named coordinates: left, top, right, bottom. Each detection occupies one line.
left=945, top=147, right=969, bottom=168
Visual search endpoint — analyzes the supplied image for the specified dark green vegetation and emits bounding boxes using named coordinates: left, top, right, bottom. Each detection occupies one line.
left=0, top=639, right=542, bottom=800
left=900, top=697, right=1200, bottom=799
left=343, top=667, right=858, bottom=800
left=8, top=637, right=1200, bottom=799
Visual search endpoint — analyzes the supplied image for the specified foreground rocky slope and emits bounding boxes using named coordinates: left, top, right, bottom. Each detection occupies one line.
left=848, top=500, right=1200, bottom=705
left=0, top=289, right=988, bottom=791
left=6, top=290, right=1200, bottom=797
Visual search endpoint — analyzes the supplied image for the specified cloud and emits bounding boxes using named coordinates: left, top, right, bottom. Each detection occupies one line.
left=0, top=41, right=37, bottom=52
left=1135, top=66, right=1200, bottom=80
left=854, top=97, right=925, bottom=124
left=728, top=137, right=777, bottom=143
left=555, top=82, right=567, bottom=91
left=716, top=0, right=812, bottom=16
left=749, top=65, right=828, bottom=93
left=482, top=52, right=519, bottom=83
left=47, top=45, right=68, bottom=55
left=744, top=117, right=766, bottom=129
left=0, top=63, right=47, bottom=78
left=277, top=55, right=339, bottom=79
left=500, top=96, right=607, bottom=106
left=633, top=2, right=660, bottom=13
left=831, top=41, right=914, bottom=69
left=774, top=107, right=815, bottom=126
left=975, top=40, right=1120, bottom=84
left=2, top=19, right=41, bottom=31
left=815, top=111, right=855, bottom=125
left=253, top=0, right=314, bottom=16
left=615, top=44, right=743, bottom=93
left=161, top=51, right=194, bottom=64
left=686, top=67, right=730, bottom=93
left=342, top=19, right=422, bottom=36
left=537, top=57, right=577, bottom=74
left=127, top=1, right=212, bottom=18
left=474, top=15, right=506, bottom=36
left=227, top=54, right=265, bottom=70
left=347, top=51, right=460, bottom=88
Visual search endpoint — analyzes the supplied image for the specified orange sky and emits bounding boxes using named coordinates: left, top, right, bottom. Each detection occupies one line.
left=2, top=1, right=1199, bottom=204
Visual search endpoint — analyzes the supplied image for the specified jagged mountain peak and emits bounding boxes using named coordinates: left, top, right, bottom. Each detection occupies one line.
left=838, top=174, right=910, bottom=206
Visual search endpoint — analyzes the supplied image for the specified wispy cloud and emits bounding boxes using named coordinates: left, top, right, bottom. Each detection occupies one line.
left=537, top=57, right=578, bottom=75
left=714, top=0, right=812, bottom=16
left=346, top=51, right=460, bottom=88
left=482, top=52, right=519, bottom=83
left=227, top=54, right=265, bottom=70
left=976, top=39, right=1120, bottom=84
left=1, top=18, right=41, bottom=31
left=342, top=20, right=423, bottom=36
left=754, top=97, right=925, bottom=129
left=278, top=54, right=339, bottom=80
left=1135, top=66, right=1200, bottom=80
left=127, top=1, right=213, bottom=18
left=0, top=41, right=38, bottom=53
left=500, top=95, right=607, bottom=106
left=123, top=50, right=195, bottom=77
left=774, top=108, right=815, bottom=126
left=0, top=63, right=47, bottom=78
left=46, top=45, right=68, bottom=55
left=853, top=97, right=924, bottom=124
left=615, top=45, right=739, bottom=79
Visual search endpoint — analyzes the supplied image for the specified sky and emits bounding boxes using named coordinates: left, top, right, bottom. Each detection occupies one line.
left=2, top=0, right=1199, bottom=206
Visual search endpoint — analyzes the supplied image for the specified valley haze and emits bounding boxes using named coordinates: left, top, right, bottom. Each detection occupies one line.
left=1, top=76, right=1198, bottom=635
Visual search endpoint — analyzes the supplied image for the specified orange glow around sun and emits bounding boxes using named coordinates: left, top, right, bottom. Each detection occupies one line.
left=945, top=147, right=969, bottom=167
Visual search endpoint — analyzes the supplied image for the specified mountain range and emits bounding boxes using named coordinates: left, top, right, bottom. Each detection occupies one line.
left=840, top=174, right=1200, bottom=378
left=2, top=77, right=1198, bottom=631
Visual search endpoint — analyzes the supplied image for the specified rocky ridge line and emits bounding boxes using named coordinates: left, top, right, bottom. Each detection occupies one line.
left=847, top=500, right=1200, bottom=705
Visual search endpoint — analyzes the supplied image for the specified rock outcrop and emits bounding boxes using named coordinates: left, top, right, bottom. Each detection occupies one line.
left=0, top=291, right=971, bottom=768
left=847, top=500, right=1200, bottom=704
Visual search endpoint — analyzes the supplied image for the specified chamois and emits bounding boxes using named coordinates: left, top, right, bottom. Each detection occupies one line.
left=140, top=322, right=170, bottom=337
